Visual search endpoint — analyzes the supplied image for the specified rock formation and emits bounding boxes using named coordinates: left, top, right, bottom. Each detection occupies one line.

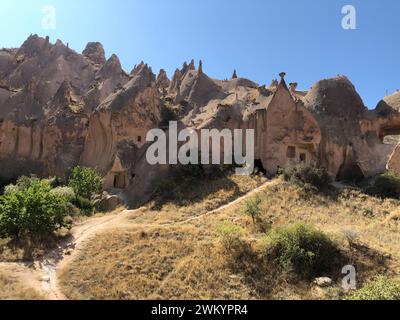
left=232, top=69, right=238, bottom=79
left=1, top=35, right=400, bottom=206
left=82, top=42, right=106, bottom=66
left=156, top=69, right=170, bottom=92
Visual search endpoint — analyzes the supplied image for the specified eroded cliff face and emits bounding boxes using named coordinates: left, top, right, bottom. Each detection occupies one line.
left=303, top=76, right=397, bottom=180
left=1, top=35, right=400, bottom=207
left=80, top=64, right=163, bottom=173
left=0, top=35, right=154, bottom=183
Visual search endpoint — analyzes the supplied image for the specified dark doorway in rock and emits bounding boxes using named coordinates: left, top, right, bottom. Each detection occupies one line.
left=113, top=173, right=127, bottom=189
left=254, top=159, right=267, bottom=175
left=299, top=153, right=306, bottom=163
left=336, top=162, right=365, bottom=182
left=287, top=146, right=296, bottom=159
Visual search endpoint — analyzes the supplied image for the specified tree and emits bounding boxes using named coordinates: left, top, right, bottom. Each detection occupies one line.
left=68, top=166, right=102, bottom=200
left=0, top=178, right=70, bottom=240
left=243, top=195, right=262, bottom=224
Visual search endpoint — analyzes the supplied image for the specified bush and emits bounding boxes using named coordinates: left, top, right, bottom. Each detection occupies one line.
left=72, top=196, right=94, bottom=216
left=68, top=166, right=102, bottom=200
left=216, top=221, right=243, bottom=253
left=0, top=178, right=70, bottom=240
left=262, top=224, right=340, bottom=279
left=50, top=187, right=75, bottom=203
left=3, top=184, right=20, bottom=195
left=281, top=164, right=331, bottom=193
left=243, top=195, right=262, bottom=224
left=349, top=276, right=400, bottom=300
left=216, top=221, right=254, bottom=268
left=365, top=172, right=400, bottom=199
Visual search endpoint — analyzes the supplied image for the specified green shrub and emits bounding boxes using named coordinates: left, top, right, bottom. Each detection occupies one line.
left=0, top=178, right=70, bottom=240
left=216, top=221, right=243, bottom=253
left=68, top=166, right=102, bottom=200
left=349, top=276, right=400, bottom=300
left=50, top=187, right=75, bottom=203
left=365, top=172, right=400, bottom=199
left=281, top=164, right=331, bottom=193
left=262, top=224, right=340, bottom=279
left=3, top=184, right=20, bottom=195
left=243, top=195, right=262, bottom=224
left=72, top=196, right=94, bottom=216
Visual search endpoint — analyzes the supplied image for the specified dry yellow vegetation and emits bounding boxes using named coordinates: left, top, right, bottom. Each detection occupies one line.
left=58, top=176, right=400, bottom=300
left=0, top=268, right=45, bottom=300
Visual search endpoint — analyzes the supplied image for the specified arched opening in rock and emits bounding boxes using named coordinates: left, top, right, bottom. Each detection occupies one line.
left=254, top=159, right=267, bottom=175
left=336, top=162, right=365, bottom=182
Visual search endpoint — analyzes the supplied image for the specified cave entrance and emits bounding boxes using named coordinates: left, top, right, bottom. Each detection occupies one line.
left=254, top=159, right=267, bottom=175
left=336, top=162, right=365, bottom=182
left=113, top=172, right=127, bottom=189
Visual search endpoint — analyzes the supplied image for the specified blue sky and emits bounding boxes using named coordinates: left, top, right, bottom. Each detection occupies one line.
left=0, top=0, right=399, bottom=108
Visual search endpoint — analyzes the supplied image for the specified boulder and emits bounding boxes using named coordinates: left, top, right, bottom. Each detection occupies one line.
left=313, top=277, right=333, bottom=288
left=95, top=193, right=124, bottom=212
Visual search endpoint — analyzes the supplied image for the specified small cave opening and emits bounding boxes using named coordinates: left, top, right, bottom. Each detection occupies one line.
left=254, top=159, right=267, bottom=175
left=336, top=162, right=365, bottom=183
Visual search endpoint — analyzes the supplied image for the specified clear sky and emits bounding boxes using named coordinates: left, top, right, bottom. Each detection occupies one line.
left=0, top=0, right=399, bottom=108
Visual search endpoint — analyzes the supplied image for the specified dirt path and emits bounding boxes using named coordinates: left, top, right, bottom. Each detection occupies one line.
left=1, top=179, right=277, bottom=300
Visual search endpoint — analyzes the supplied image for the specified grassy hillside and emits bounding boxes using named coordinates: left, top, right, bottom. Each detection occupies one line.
left=59, top=175, right=400, bottom=300
left=0, top=269, right=45, bottom=300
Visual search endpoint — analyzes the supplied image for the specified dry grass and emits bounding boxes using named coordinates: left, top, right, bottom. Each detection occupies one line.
left=59, top=179, right=400, bottom=300
left=0, top=269, right=45, bottom=300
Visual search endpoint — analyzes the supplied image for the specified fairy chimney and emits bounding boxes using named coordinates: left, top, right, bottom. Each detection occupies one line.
left=232, top=69, right=238, bottom=79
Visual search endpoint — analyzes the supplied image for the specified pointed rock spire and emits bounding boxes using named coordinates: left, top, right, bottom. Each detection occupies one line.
left=289, top=82, right=298, bottom=93
left=156, top=68, right=170, bottom=90
left=168, top=68, right=182, bottom=93
left=83, top=42, right=106, bottom=65
left=189, top=59, right=195, bottom=70
left=130, top=61, right=145, bottom=76
left=198, top=60, right=203, bottom=75
left=99, top=54, right=123, bottom=77
left=232, top=69, right=238, bottom=79
left=270, top=79, right=278, bottom=88
left=181, top=61, right=189, bottom=75
left=278, top=72, right=288, bottom=89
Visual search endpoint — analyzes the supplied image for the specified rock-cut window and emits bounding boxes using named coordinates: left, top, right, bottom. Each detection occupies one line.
left=287, top=146, right=296, bottom=159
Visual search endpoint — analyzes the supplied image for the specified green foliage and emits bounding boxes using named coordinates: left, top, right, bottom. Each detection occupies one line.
left=349, top=276, right=400, bottom=300
left=281, top=164, right=331, bottom=193
left=262, top=224, right=340, bottom=279
left=3, top=184, right=20, bottom=196
left=50, top=187, right=75, bottom=203
left=0, top=176, right=14, bottom=194
left=243, top=195, right=262, bottom=224
left=68, top=166, right=102, bottom=200
left=365, top=172, right=400, bottom=199
left=72, top=196, right=94, bottom=216
left=216, top=221, right=243, bottom=253
left=0, top=178, right=70, bottom=240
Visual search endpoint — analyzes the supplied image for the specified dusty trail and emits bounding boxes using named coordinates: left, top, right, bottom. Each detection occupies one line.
left=1, top=179, right=277, bottom=300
